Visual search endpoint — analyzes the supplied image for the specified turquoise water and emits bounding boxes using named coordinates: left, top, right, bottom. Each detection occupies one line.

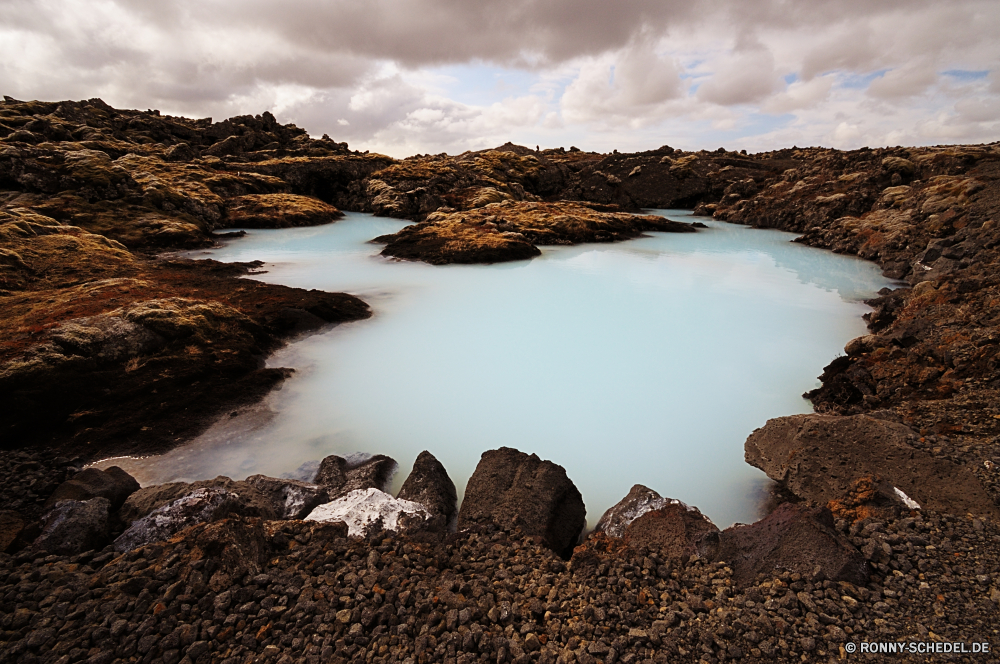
left=100, top=210, right=895, bottom=528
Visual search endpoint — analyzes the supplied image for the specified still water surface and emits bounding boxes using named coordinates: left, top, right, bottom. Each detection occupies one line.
left=98, top=210, right=895, bottom=528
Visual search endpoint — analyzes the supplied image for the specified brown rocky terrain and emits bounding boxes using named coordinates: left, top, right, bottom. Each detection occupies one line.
left=2, top=96, right=1000, bottom=662
left=0, top=97, right=382, bottom=460
left=2, top=449, right=999, bottom=664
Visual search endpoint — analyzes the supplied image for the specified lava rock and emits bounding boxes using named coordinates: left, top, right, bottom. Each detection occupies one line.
left=44, top=466, right=140, bottom=510
left=184, top=516, right=270, bottom=579
left=458, top=447, right=586, bottom=558
left=119, top=475, right=292, bottom=524
left=622, top=501, right=720, bottom=561
left=32, top=497, right=111, bottom=555
left=711, top=503, right=869, bottom=587
left=594, top=484, right=673, bottom=538
left=114, top=487, right=244, bottom=552
left=243, top=475, right=329, bottom=520
left=313, top=454, right=398, bottom=500
left=397, top=450, right=458, bottom=531
left=745, top=414, right=999, bottom=519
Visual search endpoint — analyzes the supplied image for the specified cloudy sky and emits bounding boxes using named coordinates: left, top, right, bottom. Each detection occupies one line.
left=2, top=0, right=998, bottom=157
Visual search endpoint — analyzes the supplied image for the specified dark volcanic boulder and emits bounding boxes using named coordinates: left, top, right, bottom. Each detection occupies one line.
left=711, top=503, right=868, bottom=587
left=244, top=474, right=329, bottom=520
left=119, top=476, right=277, bottom=524
left=594, top=484, right=673, bottom=538
left=313, top=454, right=398, bottom=500
left=458, top=447, right=586, bottom=558
left=313, top=455, right=349, bottom=489
left=745, top=414, right=999, bottom=519
left=397, top=451, right=458, bottom=531
left=32, top=497, right=111, bottom=555
left=44, top=466, right=140, bottom=510
left=114, top=487, right=243, bottom=552
left=622, top=501, right=720, bottom=561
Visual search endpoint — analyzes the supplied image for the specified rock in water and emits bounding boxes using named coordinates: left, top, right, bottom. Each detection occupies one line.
left=745, top=414, right=999, bottom=519
left=712, top=503, right=868, bottom=587
left=114, top=487, right=243, bottom=552
left=458, top=447, right=586, bottom=558
left=622, top=501, right=720, bottom=561
left=313, top=454, right=398, bottom=500
left=313, top=455, right=349, bottom=490
left=594, top=484, right=672, bottom=538
left=305, top=488, right=431, bottom=538
left=243, top=475, right=329, bottom=520
left=32, top=498, right=111, bottom=555
left=397, top=451, right=458, bottom=531
left=44, top=466, right=140, bottom=510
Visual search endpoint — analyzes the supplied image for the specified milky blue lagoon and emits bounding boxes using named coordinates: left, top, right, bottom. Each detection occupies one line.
left=101, top=211, right=896, bottom=528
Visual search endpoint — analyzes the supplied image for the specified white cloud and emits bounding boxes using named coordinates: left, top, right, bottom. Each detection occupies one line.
left=762, top=75, right=834, bottom=113
left=0, top=0, right=997, bottom=154
left=697, top=47, right=783, bottom=106
left=867, top=63, right=938, bottom=99
left=561, top=41, right=682, bottom=125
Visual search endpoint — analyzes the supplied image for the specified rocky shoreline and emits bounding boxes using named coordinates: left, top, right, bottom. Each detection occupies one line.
left=2, top=98, right=1000, bottom=662
left=2, top=448, right=999, bottom=664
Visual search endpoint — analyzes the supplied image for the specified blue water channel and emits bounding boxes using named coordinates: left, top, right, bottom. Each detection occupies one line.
left=100, top=210, right=896, bottom=528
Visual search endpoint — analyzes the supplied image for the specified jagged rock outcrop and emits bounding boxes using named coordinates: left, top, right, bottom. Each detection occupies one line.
left=397, top=450, right=458, bottom=531
left=710, top=503, right=869, bottom=588
left=458, top=447, right=586, bottom=558
left=745, top=414, right=999, bottom=519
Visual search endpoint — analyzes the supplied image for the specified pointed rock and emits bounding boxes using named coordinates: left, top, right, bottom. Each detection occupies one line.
left=594, top=484, right=671, bottom=538
left=622, top=500, right=719, bottom=561
left=397, top=451, right=457, bottom=531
